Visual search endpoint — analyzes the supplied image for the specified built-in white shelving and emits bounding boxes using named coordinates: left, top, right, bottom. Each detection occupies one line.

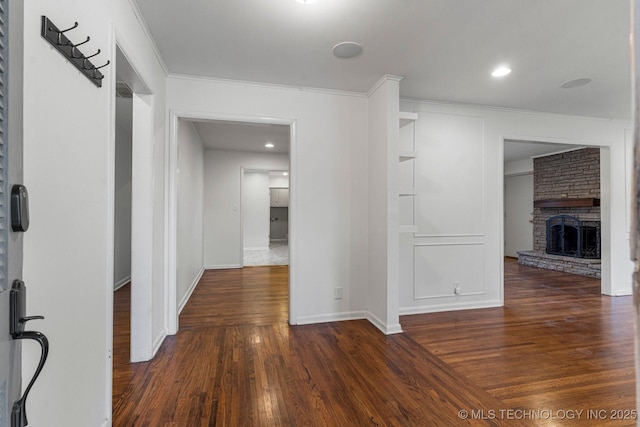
left=398, top=111, right=418, bottom=233
left=399, top=225, right=418, bottom=233
left=399, top=188, right=417, bottom=196
left=399, top=112, right=418, bottom=128
left=399, top=150, right=418, bottom=162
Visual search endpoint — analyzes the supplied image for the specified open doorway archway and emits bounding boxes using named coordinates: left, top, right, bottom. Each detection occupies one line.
left=501, top=137, right=614, bottom=296
left=167, top=111, right=297, bottom=334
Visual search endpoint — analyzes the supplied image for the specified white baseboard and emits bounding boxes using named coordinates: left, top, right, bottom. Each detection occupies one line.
left=611, top=289, right=632, bottom=296
left=399, top=299, right=503, bottom=316
left=178, top=267, right=205, bottom=314
left=113, top=275, right=131, bottom=291
left=296, top=310, right=368, bottom=325
left=204, top=264, right=241, bottom=270
left=366, top=312, right=403, bottom=335
left=152, top=330, right=167, bottom=357
left=244, top=246, right=269, bottom=251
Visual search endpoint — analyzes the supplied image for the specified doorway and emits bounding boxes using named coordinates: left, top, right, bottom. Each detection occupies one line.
left=502, top=139, right=606, bottom=293
left=242, top=169, right=290, bottom=267
left=167, top=113, right=296, bottom=333
left=110, top=44, right=153, bottom=375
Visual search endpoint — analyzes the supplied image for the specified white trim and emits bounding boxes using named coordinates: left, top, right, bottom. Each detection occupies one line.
left=152, top=330, right=168, bottom=358
left=104, top=23, right=118, bottom=427
left=400, top=96, right=632, bottom=122
left=167, top=111, right=180, bottom=335
left=366, top=311, right=403, bottom=335
left=114, top=276, right=131, bottom=291
left=399, top=300, right=503, bottom=316
left=101, top=419, right=111, bottom=427
left=239, top=167, right=245, bottom=268
left=413, top=233, right=486, bottom=239
left=167, top=73, right=367, bottom=98
left=178, top=268, right=204, bottom=313
left=204, top=264, right=242, bottom=270
left=167, top=110, right=297, bottom=332
left=530, top=146, right=588, bottom=159
left=296, top=311, right=368, bottom=325
left=367, top=74, right=404, bottom=97
left=243, top=246, right=270, bottom=251
left=126, top=0, right=169, bottom=76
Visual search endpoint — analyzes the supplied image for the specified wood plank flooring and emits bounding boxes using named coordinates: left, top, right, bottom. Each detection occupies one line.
left=402, top=258, right=636, bottom=426
left=113, top=261, right=636, bottom=426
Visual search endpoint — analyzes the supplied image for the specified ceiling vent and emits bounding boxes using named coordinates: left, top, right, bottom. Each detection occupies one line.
left=115, top=81, right=133, bottom=98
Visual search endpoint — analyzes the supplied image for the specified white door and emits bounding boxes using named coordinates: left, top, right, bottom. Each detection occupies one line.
left=505, top=173, right=534, bottom=257
left=0, top=3, right=44, bottom=427
left=1, top=1, right=23, bottom=425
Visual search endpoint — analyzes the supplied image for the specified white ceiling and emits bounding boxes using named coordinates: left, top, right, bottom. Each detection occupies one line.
left=503, top=140, right=583, bottom=163
left=190, top=120, right=290, bottom=154
left=134, top=0, right=631, bottom=119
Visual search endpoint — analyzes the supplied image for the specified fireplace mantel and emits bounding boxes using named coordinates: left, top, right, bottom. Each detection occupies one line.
left=533, top=198, right=600, bottom=208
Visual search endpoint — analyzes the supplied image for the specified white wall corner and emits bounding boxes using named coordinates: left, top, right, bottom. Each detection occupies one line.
left=367, top=311, right=403, bottom=335
left=296, top=311, right=368, bottom=325
left=204, top=264, right=242, bottom=270
left=178, top=267, right=205, bottom=313
left=367, top=74, right=404, bottom=97
left=152, top=330, right=168, bottom=359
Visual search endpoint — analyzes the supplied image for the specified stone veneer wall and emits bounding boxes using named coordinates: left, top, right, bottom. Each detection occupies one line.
left=532, top=147, right=600, bottom=252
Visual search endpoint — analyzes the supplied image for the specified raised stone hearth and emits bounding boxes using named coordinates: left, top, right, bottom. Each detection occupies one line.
left=517, top=251, right=601, bottom=279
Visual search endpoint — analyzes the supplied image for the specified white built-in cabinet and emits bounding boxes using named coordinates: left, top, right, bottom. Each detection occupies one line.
left=270, top=187, right=289, bottom=207
left=398, top=112, right=418, bottom=233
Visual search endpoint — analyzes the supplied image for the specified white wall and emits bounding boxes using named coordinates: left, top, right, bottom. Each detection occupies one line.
left=22, top=1, right=167, bottom=425
left=169, top=76, right=370, bottom=325
left=203, top=149, right=288, bottom=268
left=114, top=96, right=132, bottom=288
left=399, top=99, right=633, bottom=316
left=505, top=158, right=533, bottom=175
left=504, top=173, right=534, bottom=257
left=269, top=174, right=289, bottom=188
left=367, top=76, right=402, bottom=334
left=243, top=171, right=270, bottom=249
left=176, top=120, right=204, bottom=311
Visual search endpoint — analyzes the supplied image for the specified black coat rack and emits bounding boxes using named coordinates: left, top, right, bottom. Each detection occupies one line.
left=40, top=16, right=110, bottom=88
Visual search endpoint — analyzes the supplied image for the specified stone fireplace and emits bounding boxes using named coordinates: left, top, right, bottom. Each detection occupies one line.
left=545, top=214, right=600, bottom=259
left=517, top=147, right=602, bottom=278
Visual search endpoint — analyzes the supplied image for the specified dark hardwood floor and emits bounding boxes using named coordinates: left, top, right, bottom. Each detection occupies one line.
left=113, top=260, right=636, bottom=426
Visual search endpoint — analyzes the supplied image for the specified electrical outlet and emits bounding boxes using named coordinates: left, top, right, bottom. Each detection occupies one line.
left=453, top=281, right=461, bottom=295
left=335, top=286, right=343, bottom=299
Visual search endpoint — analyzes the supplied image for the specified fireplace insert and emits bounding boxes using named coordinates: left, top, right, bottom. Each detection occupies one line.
left=546, top=214, right=600, bottom=259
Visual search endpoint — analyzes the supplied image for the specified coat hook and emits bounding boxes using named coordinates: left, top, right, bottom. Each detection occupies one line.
left=91, top=60, right=110, bottom=78
left=94, top=60, right=110, bottom=70
left=70, top=37, right=90, bottom=58
left=75, top=36, right=90, bottom=47
left=82, top=49, right=101, bottom=69
left=56, top=22, right=78, bottom=45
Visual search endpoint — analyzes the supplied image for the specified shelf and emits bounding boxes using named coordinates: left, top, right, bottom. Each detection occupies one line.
left=533, top=198, right=600, bottom=208
left=399, top=188, right=417, bottom=196
left=399, top=225, right=417, bottom=233
left=399, top=150, right=418, bottom=162
left=399, top=112, right=418, bottom=128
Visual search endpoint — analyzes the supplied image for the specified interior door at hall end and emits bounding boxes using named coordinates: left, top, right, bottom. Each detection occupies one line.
left=1, top=2, right=47, bottom=427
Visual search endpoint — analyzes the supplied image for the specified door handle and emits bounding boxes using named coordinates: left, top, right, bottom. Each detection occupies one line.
left=10, top=280, right=49, bottom=427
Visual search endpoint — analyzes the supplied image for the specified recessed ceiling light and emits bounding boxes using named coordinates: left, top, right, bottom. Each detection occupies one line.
left=561, top=78, right=592, bottom=89
left=491, top=66, right=512, bottom=77
left=265, top=143, right=274, bottom=148
left=283, top=172, right=289, bottom=176
left=332, top=42, right=363, bottom=59
left=296, top=0, right=316, bottom=3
